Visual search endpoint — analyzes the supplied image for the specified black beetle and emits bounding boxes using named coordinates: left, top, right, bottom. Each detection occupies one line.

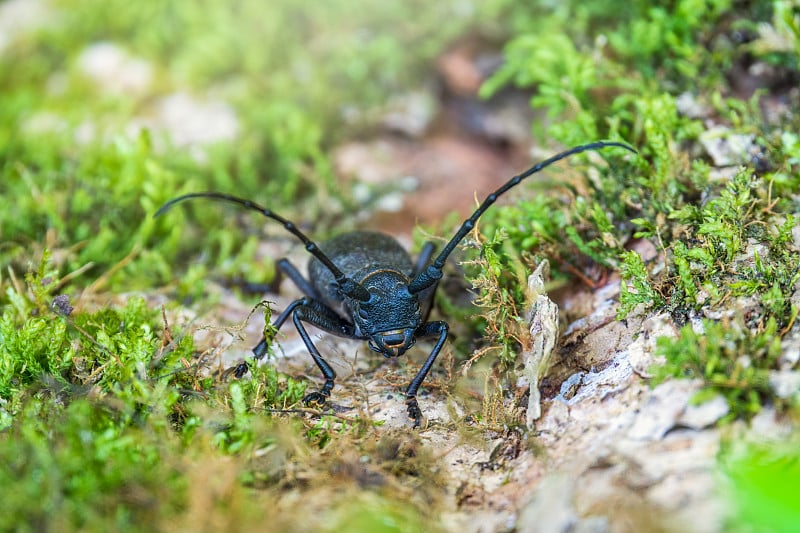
left=156, top=140, right=635, bottom=426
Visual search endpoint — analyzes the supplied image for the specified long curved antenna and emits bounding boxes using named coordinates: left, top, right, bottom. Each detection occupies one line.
left=407, top=141, right=637, bottom=294
left=155, top=192, right=371, bottom=302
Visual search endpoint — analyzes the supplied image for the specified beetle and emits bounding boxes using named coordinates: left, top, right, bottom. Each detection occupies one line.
left=156, top=140, right=635, bottom=427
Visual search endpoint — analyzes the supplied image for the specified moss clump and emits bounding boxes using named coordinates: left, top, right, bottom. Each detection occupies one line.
left=0, top=253, right=315, bottom=530
left=653, top=318, right=783, bottom=420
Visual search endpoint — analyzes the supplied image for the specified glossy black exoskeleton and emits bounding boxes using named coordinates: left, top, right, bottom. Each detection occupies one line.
left=155, top=141, right=635, bottom=427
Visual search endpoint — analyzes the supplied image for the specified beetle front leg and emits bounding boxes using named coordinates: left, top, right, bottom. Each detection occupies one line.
left=290, top=299, right=360, bottom=407
left=406, top=320, right=449, bottom=427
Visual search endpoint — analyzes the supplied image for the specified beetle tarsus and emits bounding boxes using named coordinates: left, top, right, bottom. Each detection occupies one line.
left=406, top=397, right=422, bottom=428
left=232, top=361, right=250, bottom=378
left=303, top=381, right=333, bottom=408
left=303, top=391, right=328, bottom=407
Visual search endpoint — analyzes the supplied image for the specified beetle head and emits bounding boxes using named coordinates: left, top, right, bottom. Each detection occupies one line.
left=351, top=270, right=421, bottom=358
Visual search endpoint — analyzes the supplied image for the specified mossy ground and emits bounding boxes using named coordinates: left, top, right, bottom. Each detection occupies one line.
left=2, top=1, right=800, bottom=531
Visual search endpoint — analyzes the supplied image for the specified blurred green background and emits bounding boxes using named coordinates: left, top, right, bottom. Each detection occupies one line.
left=1, top=0, right=531, bottom=291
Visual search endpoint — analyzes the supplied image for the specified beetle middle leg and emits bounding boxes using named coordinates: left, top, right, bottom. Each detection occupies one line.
left=242, top=298, right=361, bottom=402
left=413, top=242, right=436, bottom=277
left=233, top=298, right=302, bottom=378
left=235, top=258, right=347, bottom=378
left=249, top=258, right=322, bottom=363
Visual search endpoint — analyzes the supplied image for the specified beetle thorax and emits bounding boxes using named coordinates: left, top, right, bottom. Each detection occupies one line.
left=349, top=269, right=421, bottom=357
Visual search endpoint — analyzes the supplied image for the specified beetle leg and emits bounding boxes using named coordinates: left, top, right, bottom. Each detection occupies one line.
left=237, top=296, right=356, bottom=378
left=288, top=299, right=361, bottom=406
left=413, top=242, right=440, bottom=322
left=277, top=258, right=322, bottom=301
left=405, top=320, right=449, bottom=427
left=249, top=297, right=304, bottom=362
left=248, top=259, right=321, bottom=366
left=233, top=299, right=303, bottom=378
left=412, top=242, right=436, bottom=277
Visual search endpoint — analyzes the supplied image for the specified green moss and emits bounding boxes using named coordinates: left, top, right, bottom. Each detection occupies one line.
left=722, top=436, right=800, bottom=532
left=330, top=493, right=435, bottom=533
left=617, top=250, right=666, bottom=318
left=653, top=318, right=784, bottom=420
left=461, top=228, right=531, bottom=366
left=468, top=1, right=799, bottom=420
left=0, top=399, right=186, bottom=532
left=0, top=253, right=321, bottom=530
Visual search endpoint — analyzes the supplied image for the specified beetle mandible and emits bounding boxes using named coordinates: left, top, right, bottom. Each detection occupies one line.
left=156, top=140, right=635, bottom=427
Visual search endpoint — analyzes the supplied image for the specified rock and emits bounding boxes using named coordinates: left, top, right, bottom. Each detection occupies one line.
left=769, top=370, right=800, bottom=400
left=381, top=91, right=438, bottom=137
left=0, top=0, right=48, bottom=52
left=145, top=92, right=240, bottom=148
left=521, top=261, right=559, bottom=428
left=779, top=331, right=800, bottom=369
left=627, top=312, right=675, bottom=377
left=516, top=474, right=578, bottom=533
left=77, top=42, right=153, bottom=96
left=675, top=92, right=711, bottom=119
left=699, top=126, right=756, bottom=167
left=627, top=380, right=699, bottom=440
left=678, top=394, right=730, bottom=430
left=626, top=379, right=730, bottom=441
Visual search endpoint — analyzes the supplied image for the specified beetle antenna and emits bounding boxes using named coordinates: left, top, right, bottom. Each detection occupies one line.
left=407, top=141, right=637, bottom=294
left=155, top=192, right=371, bottom=302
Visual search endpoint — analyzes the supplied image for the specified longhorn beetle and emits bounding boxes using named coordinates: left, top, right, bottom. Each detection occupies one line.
left=156, top=140, right=635, bottom=427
